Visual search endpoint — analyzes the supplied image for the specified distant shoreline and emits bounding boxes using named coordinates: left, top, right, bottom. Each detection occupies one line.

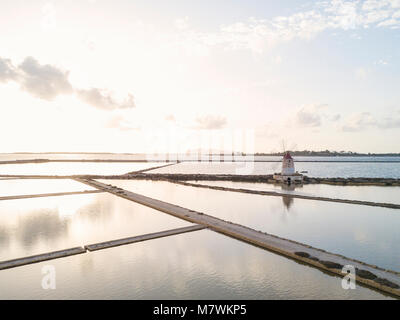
left=1, top=159, right=400, bottom=165
left=1, top=152, right=400, bottom=157
left=255, top=152, right=400, bottom=157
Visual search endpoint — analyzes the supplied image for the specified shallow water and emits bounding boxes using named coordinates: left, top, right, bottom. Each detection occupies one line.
left=186, top=181, right=400, bottom=205
left=102, top=180, right=400, bottom=271
left=0, top=230, right=392, bottom=299
left=0, top=179, right=95, bottom=197
left=148, top=161, right=400, bottom=178
left=0, top=153, right=150, bottom=161
left=0, top=162, right=165, bottom=176
left=0, top=192, right=191, bottom=261
left=1, top=154, right=399, bottom=177
left=0, top=158, right=397, bottom=299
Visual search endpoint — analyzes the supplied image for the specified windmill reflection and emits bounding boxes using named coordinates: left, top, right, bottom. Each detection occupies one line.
left=279, top=183, right=303, bottom=210
left=282, top=195, right=294, bottom=210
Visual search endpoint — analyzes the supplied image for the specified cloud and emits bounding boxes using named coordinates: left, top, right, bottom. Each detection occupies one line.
left=362, top=0, right=389, bottom=11
left=105, top=114, right=140, bottom=131
left=363, top=0, right=400, bottom=11
left=18, top=57, right=73, bottom=100
left=341, top=110, right=400, bottom=131
left=342, top=112, right=377, bottom=131
left=194, top=115, right=227, bottom=129
left=0, top=57, right=18, bottom=82
left=375, top=59, right=389, bottom=65
left=175, top=0, right=400, bottom=54
left=76, top=88, right=135, bottom=110
left=295, top=104, right=328, bottom=127
left=377, top=18, right=400, bottom=26
left=0, top=56, right=135, bottom=110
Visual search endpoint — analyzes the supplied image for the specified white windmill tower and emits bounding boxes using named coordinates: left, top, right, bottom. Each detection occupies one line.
left=282, top=151, right=295, bottom=175
left=273, top=141, right=303, bottom=184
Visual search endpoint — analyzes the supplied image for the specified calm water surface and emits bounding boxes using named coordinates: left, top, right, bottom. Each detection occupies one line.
left=0, top=230, right=392, bottom=299
left=0, top=179, right=95, bottom=196
left=186, top=181, right=400, bottom=205
left=0, top=162, right=165, bottom=176
left=0, top=161, right=398, bottom=299
left=0, top=192, right=191, bottom=261
left=1, top=154, right=400, bottom=178
left=148, top=162, right=400, bottom=178
left=102, top=180, right=400, bottom=271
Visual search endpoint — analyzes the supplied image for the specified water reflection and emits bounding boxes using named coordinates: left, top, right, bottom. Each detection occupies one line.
left=148, top=161, right=400, bottom=178
left=0, top=230, right=391, bottom=299
left=0, top=226, right=10, bottom=249
left=17, top=209, right=69, bottom=249
left=103, top=180, right=400, bottom=272
left=0, top=179, right=95, bottom=197
left=0, top=192, right=191, bottom=261
left=279, top=183, right=299, bottom=210
left=0, top=162, right=166, bottom=176
left=187, top=180, right=400, bottom=206
left=281, top=196, right=293, bottom=210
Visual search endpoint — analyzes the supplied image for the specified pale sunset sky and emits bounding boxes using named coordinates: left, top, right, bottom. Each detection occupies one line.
left=0, top=0, right=399, bottom=153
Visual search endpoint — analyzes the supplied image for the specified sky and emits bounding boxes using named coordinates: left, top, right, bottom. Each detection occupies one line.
left=0, top=0, right=399, bottom=154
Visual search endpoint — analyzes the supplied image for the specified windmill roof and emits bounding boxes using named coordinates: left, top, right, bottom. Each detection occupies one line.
left=283, top=152, right=293, bottom=160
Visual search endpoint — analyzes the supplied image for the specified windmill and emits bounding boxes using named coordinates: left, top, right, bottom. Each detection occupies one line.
left=272, top=139, right=303, bottom=184
left=270, top=139, right=296, bottom=173
left=281, top=139, right=298, bottom=156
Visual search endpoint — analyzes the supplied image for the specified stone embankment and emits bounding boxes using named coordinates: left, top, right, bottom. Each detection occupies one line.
left=168, top=180, right=400, bottom=209
left=0, top=159, right=48, bottom=165
left=1, top=173, right=399, bottom=186
left=127, top=173, right=400, bottom=186
left=0, top=190, right=103, bottom=201
left=0, top=159, right=173, bottom=164
left=0, top=247, right=86, bottom=270
left=85, top=225, right=205, bottom=251
left=0, top=225, right=204, bottom=270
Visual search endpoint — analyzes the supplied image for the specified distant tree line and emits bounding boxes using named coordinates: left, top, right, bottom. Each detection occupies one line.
left=253, top=150, right=400, bottom=156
